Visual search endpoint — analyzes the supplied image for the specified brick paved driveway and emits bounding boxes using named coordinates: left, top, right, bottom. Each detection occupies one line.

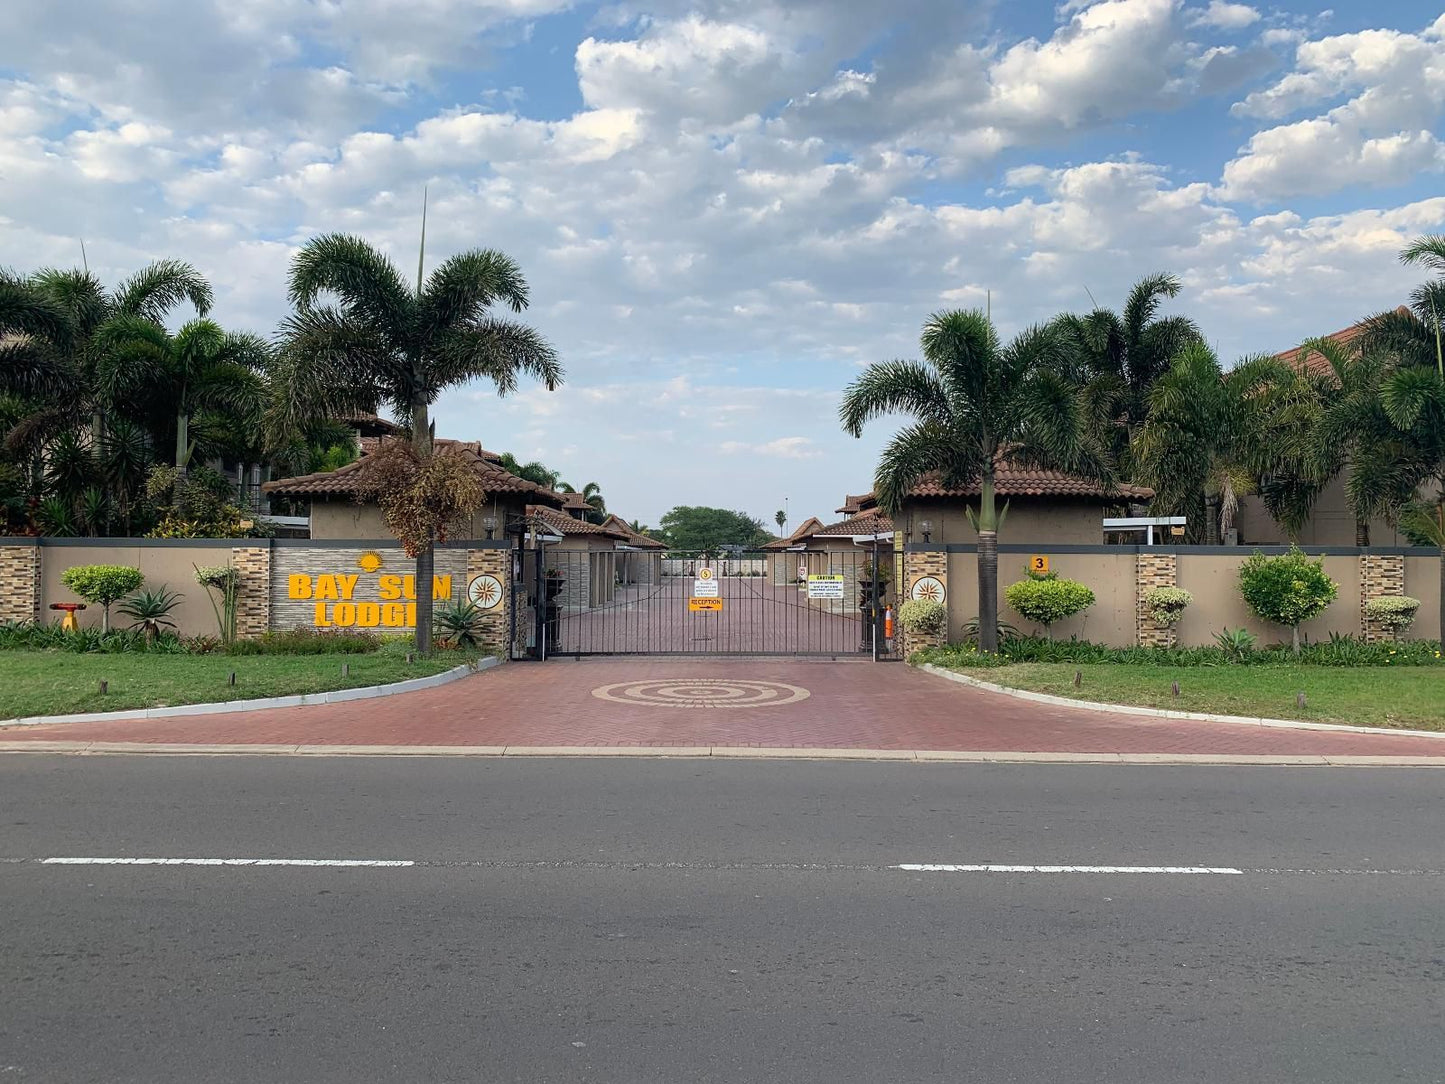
left=3, top=658, right=1444, bottom=757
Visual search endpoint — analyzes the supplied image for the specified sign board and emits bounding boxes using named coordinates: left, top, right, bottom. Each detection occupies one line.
left=1029, top=555, right=1050, bottom=575
left=1170, top=526, right=1185, bottom=537
left=689, top=598, right=723, bottom=612
left=807, top=574, right=846, bottom=600
left=692, top=567, right=719, bottom=598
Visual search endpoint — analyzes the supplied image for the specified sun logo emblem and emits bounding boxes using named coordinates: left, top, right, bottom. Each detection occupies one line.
left=357, top=551, right=384, bottom=574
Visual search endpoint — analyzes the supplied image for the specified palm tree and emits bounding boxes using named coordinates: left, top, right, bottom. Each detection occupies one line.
left=1132, top=343, right=1300, bottom=545
left=274, top=233, right=561, bottom=653
left=497, top=452, right=562, bottom=489
left=1052, top=274, right=1203, bottom=468
left=841, top=309, right=1111, bottom=652
left=98, top=318, right=269, bottom=470
left=774, top=509, right=786, bottom=533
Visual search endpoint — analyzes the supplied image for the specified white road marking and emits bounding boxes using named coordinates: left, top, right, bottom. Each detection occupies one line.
left=895, top=863, right=1245, bottom=875
left=40, top=857, right=413, bottom=867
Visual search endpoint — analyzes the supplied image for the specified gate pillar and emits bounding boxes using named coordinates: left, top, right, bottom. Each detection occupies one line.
left=466, top=543, right=512, bottom=656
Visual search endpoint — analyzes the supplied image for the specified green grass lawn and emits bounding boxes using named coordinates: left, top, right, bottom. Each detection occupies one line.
left=927, top=660, right=1445, bottom=731
left=0, top=648, right=480, bottom=720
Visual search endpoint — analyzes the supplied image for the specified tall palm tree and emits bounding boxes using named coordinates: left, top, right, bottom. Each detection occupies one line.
left=274, top=233, right=561, bottom=653
left=1132, top=343, right=1299, bottom=544
left=774, top=509, right=786, bottom=533
left=499, top=453, right=562, bottom=489
left=1052, top=274, right=1203, bottom=470
left=841, top=309, right=1111, bottom=652
left=98, top=318, right=269, bottom=470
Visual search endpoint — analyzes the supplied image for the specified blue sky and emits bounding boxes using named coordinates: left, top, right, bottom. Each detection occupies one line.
left=2, top=1, right=1443, bottom=528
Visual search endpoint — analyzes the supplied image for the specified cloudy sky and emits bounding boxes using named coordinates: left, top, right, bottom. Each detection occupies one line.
left=2, top=1, right=1444, bottom=528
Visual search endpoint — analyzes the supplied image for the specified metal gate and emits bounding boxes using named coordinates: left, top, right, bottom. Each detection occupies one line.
left=509, top=545, right=900, bottom=659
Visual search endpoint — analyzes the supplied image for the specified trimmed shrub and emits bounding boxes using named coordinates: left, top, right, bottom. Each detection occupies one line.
left=59, top=565, right=144, bottom=632
left=1143, top=586, right=1193, bottom=628
left=898, top=599, right=948, bottom=637
left=225, top=628, right=381, bottom=656
left=1005, top=577, right=1095, bottom=638
left=1238, top=548, right=1338, bottom=655
left=1364, top=596, right=1422, bottom=639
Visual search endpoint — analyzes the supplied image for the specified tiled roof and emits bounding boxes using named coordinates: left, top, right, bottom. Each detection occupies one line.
left=846, top=461, right=1153, bottom=504
left=835, top=493, right=874, bottom=515
left=1275, top=306, right=1411, bottom=375
left=809, top=510, right=895, bottom=537
left=599, top=515, right=667, bottom=549
left=761, top=516, right=825, bottom=550
left=558, top=490, right=594, bottom=511
left=526, top=504, right=625, bottom=538
left=265, top=440, right=558, bottom=500
left=357, top=436, right=504, bottom=462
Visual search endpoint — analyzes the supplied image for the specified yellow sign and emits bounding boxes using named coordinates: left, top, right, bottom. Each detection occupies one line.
left=1029, top=555, right=1050, bottom=575
left=689, top=598, right=723, bottom=612
left=287, top=573, right=453, bottom=628
left=697, top=567, right=715, bottom=581
left=357, top=551, right=384, bottom=573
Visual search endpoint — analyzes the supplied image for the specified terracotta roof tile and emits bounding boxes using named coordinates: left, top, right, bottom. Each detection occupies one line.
left=526, top=505, right=626, bottom=538
left=1275, top=305, right=1412, bottom=375
left=843, top=461, right=1152, bottom=504
left=265, top=440, right=555, bottom=499
left=761, top=516, right=826, bottom=550
left=809, top=510, right=895, bottom=537
left=834, top=493, right=875, bottom=514
left=599, top=515, right=668, bottom=548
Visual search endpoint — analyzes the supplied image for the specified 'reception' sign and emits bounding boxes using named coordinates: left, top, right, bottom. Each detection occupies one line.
left=287, top=573, right=454, bottom=629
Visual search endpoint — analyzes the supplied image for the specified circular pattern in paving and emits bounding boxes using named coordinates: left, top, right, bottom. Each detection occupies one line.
left=590, top=678, right=811, bottom=708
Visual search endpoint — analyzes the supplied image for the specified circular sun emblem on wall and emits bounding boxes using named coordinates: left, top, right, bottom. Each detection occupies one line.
left=910, top=575, right=946, bottom=604
left=356, top=551, right=384, bottom=574
left=467, top=573, right=504, bottom=610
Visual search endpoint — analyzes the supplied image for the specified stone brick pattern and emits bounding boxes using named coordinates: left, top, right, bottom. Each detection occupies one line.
left=270, top=547, right=468, bottom=631
left=902, top=550, right=948, bottom=655
left=232, top=546, right=271, bottom=639
left=1359, top=553, right=1406, bottom=643
left=0, top=545, right=41, bottom=624
left=1135, top=553, right=1178, bottom=648
left=466, top=547, right=511, bottom=655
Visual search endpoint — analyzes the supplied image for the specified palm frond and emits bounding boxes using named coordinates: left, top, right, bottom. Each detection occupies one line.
left=420, top=249, right=531, bottom=340
left=1122, top=273, right=1182, bottom=347
left=1400, top=234, right=1445, bottom=276
left=287, top=234, right=412, bottom=331
left=874, top=421, right=961, bottom=517
left=429, top=318, right=562, bottom=395
left=113, top=259, right=212, bottom=322
left=839, top=359, right=952, bottom=437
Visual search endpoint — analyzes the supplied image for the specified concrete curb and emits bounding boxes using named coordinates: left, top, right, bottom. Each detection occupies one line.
left=917, top=663, right=1445, bottom=741
left=0, top=742, right=1442, bottom=766
left=0, top=657, right=499, bottom=728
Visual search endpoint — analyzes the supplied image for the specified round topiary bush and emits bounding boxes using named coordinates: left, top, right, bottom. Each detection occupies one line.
left=898, top=598, right=948, bottom=637
left=1143, top=586, right=1193, bottom=628
left=1237, top=548, right=1338, bottom=655
left=59, top=564, right=144, bottom=633
left=1004, top=577, right=1095, bottom=638
left=1364, top=595, right=1422, bottom=640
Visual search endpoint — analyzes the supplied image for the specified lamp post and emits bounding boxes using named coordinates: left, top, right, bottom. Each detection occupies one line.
left=483, top=514, right=497, bottom=540
left=920, top=519, right=934, bottom=544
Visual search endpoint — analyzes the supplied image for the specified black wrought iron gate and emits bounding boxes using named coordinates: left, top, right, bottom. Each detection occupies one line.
left=509, top=546, right=900, bottom=658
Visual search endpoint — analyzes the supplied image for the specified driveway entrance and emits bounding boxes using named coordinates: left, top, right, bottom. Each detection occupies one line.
left=510, top=547, right=899, bottom=659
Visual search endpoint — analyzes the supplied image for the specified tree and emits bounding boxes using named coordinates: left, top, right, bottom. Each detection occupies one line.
left=841, top=309, right=1111, bottom=653
left=1052, top=274, right=1203, bottom=468
left=559, top=480, right=606, bottom=522
left=657, top=506, right=772, bottom=552
left=774, top=509, right=786, bottom=533
left=273, top=232, right=561, bottom=653
left=60, top=563, right=144, bottom=632
left=497, top=452, right=562, bottom=489
left=1238, top=548, right=1338, bottom=655
left=98, top=318, right=268, bottom=470
left=1132, top=343, right=1299, bottom=544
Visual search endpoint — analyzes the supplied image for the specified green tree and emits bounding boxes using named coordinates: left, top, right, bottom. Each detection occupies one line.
left=1238, top=548, right=1338, bottom=655
left=60, top=563, right=144, bottom=632
left=840, top=309, right=1111, bottom=653
left=98, top=317, right=269, bottom=471
left=273, top=233, right=561, bottom=653
left=657, top=506, right=772, bottom=552
left=774, top=509, right=786, bottom=533
left=497, top=452, right=562, bottom=489
left=1132, top=343, right=1299, bottom=544
left=558, top=480, right=606, bottom=522
left=1052, top=274, right=1203, bottom=467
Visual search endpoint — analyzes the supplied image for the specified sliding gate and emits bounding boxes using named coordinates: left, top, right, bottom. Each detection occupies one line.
left=510, top=547, right=899, bottom=658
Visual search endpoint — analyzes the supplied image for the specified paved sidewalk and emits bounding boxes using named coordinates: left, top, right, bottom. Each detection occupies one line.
left=2, top=658, right=1444, bottom=758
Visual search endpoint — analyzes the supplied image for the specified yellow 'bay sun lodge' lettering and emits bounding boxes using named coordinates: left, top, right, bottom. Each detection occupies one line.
left=287, top=573, right=454, bottom=628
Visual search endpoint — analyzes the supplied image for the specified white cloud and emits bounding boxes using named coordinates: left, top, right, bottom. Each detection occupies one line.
left=721, top=437, right=823, bottom=460
left=1221, top=16, right=1445, bottom=200
left=1188, top=2, right=1260, bottom=31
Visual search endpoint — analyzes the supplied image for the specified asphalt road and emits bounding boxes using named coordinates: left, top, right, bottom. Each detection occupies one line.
left=2, top=756, right=1443, bottom=1083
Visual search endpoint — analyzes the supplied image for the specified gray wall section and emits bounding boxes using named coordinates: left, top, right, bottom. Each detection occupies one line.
left=270, top=546, right=467, bottom=631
